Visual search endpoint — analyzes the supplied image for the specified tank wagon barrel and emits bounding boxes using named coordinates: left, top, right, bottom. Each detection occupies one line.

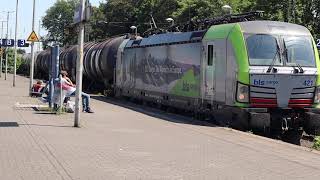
left=28, top=36, right=126, bottom=90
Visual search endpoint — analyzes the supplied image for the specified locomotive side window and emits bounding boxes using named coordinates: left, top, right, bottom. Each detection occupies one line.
left=208, top=45, right=213, bottom=66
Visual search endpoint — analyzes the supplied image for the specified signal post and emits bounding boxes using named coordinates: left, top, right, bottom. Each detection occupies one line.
left=73, top=0, right=91, bottom=127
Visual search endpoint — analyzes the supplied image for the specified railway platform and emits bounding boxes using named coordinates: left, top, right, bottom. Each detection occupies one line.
left=0, top=75, right=320, bottom=180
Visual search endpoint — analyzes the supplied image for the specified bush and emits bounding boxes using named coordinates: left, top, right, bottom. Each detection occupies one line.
left=313, top=136, right=320, bottom=150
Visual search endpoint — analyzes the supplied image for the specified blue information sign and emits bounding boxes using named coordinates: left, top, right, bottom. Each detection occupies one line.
left=4, top=39, right=14, bottom=47
left=317, top=39, right=320, bottom=49
left=0, top=39, right=28, bottom=47
left=18, top=40, right=26, bottom=47
left=0, top=39, right=5, bottom=46
left=73, top=5, right=82, bottom=24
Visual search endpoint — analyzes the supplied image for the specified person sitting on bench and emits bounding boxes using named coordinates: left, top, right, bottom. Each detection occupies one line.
left=60, top=71, right=94, bottom=113
left=31, top=80, right=45, bottom=97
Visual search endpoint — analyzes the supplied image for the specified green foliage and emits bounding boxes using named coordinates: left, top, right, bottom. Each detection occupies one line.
left=42, top=0, right=320, bottom=44
left=17, top=49, right=26, bottom=55
left=311, top=0, right=320, bottom=38
left=313, top=136, right=320, bottom=150
left=88, top=4, right=108, bottom=41
left=173, top=0, right=223, bottom=22
left=42, top=0, right=79, bottom=46
left=98, top=0, right=178, bottom=38
left=172, top=0, right=254, bottom=22
left=251, top=0, right=320, bottom=38
left=3, top=48, right=24, bottom=73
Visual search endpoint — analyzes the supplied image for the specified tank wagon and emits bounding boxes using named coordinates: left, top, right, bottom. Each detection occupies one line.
left=29, top=20, right=320, bottom=144
left=18, top=52, right=40, bottom=75
left=33, top=36, right=126, bottom=89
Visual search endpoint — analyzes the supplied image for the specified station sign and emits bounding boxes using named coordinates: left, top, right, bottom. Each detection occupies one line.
left=0, top=39, right=29, bottom=47
left=73, top=5, right=82, bottom=24
left=18, top=40, right=29, bottom=47
left=0, top=39, right=14, bottom=47
left=73, top=0, right=92, bottom=24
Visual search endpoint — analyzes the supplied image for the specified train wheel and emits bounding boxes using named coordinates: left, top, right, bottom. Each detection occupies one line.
left=281, top=130, right=302, bottom=145
left=304, top=112, right=320, bottom=136
left=156, top=103, right=165, bottom=110
left=231, top=111, right=249, bottom=131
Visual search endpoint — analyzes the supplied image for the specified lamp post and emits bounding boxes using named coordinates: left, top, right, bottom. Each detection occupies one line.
left=222, top=5, right=232, bottom=15
left=29, top=0, right=36, bottom=95
left=0, top=20, right=6, bottom=78
left=130, top=26, right=137, bottom=37
left=38, top=20, right=41, bottom=51
left=166, top=18, right=174, bottom=26
left=1, top=11, right=14, bottom=81
left=74, top=0, right=86, bottom=127
left=13, top=0, right=19, bottom=87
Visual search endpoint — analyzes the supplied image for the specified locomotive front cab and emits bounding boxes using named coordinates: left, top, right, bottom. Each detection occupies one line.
left=237, top=21, right=320, bottom=137
left=244, top=34, right=318, bottom=108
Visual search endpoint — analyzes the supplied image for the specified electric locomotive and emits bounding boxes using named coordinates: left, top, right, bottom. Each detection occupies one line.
left=116, top=20, right=320, bottom=143
left=28, top=14, right=320, bottom=144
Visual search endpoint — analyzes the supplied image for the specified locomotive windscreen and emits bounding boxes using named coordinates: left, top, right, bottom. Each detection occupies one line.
left=245, top=34, right=316, bottom=67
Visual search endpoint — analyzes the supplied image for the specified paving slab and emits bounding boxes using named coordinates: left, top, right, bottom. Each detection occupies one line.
left=0, top=75, right=320, bottom=180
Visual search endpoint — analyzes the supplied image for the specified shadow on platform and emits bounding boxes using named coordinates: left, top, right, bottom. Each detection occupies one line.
left=0, top=122, right=19, bottom=127
left=18, top=123, right=73, bottom=128
left=92, top=96, right=216, bottom=128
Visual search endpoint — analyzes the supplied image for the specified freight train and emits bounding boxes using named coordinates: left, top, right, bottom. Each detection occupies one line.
left=22, top=20, right=320, bottom=144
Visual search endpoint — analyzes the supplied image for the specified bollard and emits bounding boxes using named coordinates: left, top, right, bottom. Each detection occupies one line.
left=59, top=74, right=63, bottom=113
left=49, top=78, right=54, bottom=108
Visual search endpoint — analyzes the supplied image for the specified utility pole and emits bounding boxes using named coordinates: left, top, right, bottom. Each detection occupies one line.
left=29, top=0, right=36, bottom=95
left=74, top=0, right=86, bottom=127
left=0, top=11, right=13, bottom=81
left=292, top=0, right=296, bottom=24
left=13, top=0, right=19, bottom=87
left=0, top=20, right=5, bottom=78
left=38, top=19, right=41, bottom=51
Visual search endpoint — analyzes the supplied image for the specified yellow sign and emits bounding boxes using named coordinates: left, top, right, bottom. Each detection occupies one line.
left=27, top=31, right=39, bottom=42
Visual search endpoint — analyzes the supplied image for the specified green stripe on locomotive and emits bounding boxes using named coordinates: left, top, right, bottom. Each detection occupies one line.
left=312, top=37, right=320, bottom=86
left=312, top=37, right=320, bottom=108
left=203, top=23, right=249, bottom=108
left=204, top=23, right=249, bottom=85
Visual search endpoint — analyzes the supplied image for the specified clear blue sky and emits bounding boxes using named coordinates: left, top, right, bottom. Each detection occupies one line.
left=0, top=0, right=103, bottom=51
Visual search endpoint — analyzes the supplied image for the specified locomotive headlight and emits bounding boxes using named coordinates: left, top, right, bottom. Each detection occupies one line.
left=237, top=82, right=249, bottom=103
left=314, top=86, right=320, bottom=103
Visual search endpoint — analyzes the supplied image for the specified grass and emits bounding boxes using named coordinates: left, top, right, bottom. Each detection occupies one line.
left=313, top=136, right=320, bottom=150
left=36, top=106, right=66, bottom=115
left=36, top=107, right=53, bottom=112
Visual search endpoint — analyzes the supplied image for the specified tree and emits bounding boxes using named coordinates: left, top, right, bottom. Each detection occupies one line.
left=173, top=0, right=223, bottom=23
left=96, top=0, right=178, bottom=37
left=42, top=0, right=79, bottom=46
left=172, top=0, right=255, bottom=23
left=4, top=48, right=23, bottom=73
left=311, top=0, right=320, bottom=38
left=88, top=3, right=109, bottom=41
left=42, top=0, right=320, bottom=43
left=252, top=0, right=320, bottom=38
left=17, top=49, right=26, bottom=55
